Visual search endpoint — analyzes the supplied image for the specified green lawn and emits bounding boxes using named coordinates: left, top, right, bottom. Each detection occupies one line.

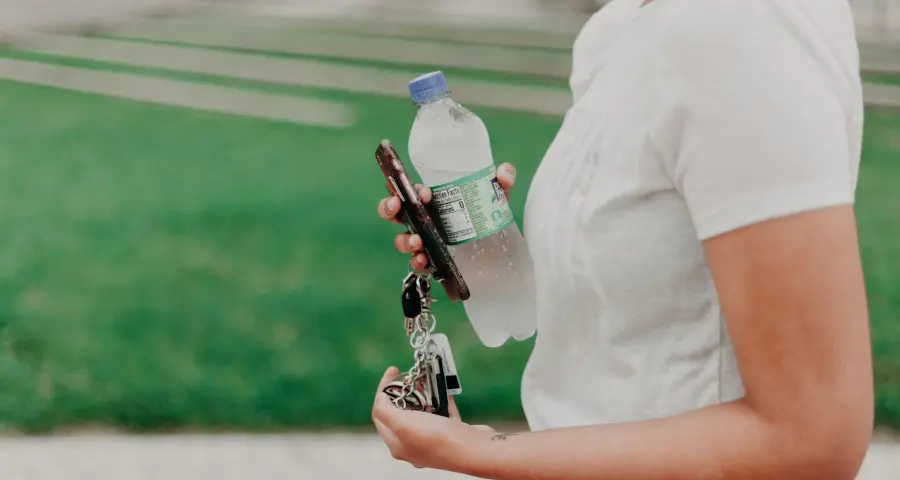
left=0, top=50, right=897, bottom=433
left=0, top=60, right=559, bottom=432
left=856, top=109, right=900, bottom=429
left=866, top=73, right=900, bottom=88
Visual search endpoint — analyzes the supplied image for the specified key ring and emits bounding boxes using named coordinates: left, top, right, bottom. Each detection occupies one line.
left=416, top=312, right=437, bottom=334
left=410, top=329, right=429, bottom=350
left=385, top=269, right=452, bottom=417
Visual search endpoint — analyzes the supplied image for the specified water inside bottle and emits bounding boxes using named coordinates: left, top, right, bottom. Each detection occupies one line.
left=409, top=97, right=537, bottom=347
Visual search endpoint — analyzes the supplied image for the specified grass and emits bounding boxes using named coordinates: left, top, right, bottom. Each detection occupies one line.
left=0, top=65, right=559, bottom=432
left=857, top=109, right=900, bottom=428
left=0, top=44, right=897, bottom=433
left=866, top=73, right=900, bottom=88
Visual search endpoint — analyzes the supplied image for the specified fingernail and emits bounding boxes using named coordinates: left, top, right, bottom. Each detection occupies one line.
left=388, top=198, right=399, bottom=211
left=506, top=165, right=517, bottom=180
left=408, top=235, right=419, bottom=249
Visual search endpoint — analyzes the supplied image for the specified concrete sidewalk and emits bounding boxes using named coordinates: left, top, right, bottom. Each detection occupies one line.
left=0, top=432, right=895, bottom=479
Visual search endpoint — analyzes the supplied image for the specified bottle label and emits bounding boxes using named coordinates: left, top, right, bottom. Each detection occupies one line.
left=430, top=165, right=514, bottom=246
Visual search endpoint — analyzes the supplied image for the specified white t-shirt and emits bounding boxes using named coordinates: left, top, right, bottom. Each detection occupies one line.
left=521, top=0, right=863, bottom=431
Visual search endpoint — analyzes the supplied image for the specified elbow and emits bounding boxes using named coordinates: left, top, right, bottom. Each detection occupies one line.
left=816, top=384, right=875, bottom=480
left=773, top=396, right=874, bottom=480
left=808, top=415, right=872, bottom=480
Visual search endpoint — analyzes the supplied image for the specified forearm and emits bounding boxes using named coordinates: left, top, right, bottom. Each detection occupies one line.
left=460, top=399, right=858, bottom=480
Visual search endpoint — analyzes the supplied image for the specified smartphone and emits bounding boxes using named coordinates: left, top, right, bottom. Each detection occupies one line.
left=375, top=140, right=470, bottom=302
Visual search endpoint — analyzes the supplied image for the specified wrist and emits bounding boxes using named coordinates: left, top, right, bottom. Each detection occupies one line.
left=446, top=427, right=504, bottom=478
left=451, top=429, right=522, bottom=479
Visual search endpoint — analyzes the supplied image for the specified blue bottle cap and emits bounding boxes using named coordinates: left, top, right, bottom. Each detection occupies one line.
left=408, top=71, right=450, bottom=105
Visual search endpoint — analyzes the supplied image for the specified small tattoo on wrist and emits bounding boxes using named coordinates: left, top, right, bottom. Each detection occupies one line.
left=491, top=433, right=519, bottom=441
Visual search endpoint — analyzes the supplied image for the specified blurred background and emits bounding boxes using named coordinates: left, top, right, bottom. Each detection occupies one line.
left=0, top=0, right=897, bottom=478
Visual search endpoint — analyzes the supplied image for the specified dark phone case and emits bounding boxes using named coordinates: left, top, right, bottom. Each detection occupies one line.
left=375, top=140, right=470, bottom=303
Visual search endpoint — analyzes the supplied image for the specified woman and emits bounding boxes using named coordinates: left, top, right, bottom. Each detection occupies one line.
left=372, top=0, right=874, bottom=478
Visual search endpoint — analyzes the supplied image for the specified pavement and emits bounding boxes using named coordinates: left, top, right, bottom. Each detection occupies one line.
left=0, top=431, right=895, bottom=480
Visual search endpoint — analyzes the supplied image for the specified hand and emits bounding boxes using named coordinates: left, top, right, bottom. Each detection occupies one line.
left=376, top=163, right=517, bottom=272
left=372, top=367, right=497, bottom=471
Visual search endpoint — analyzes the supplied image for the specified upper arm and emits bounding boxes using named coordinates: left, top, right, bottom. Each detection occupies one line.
left=703, top=206, right=872, bottom=477
left=656, top=1, right=872, bottom=474
left=655, top=0, right=861, bottom=241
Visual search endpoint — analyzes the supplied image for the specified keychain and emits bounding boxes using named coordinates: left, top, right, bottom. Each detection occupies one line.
left=383, top=271, right=461, bottom=417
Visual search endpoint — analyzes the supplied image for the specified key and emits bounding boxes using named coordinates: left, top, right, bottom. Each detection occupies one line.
left=414, top=275, right=431, bottom=298
left=401, top=270, right=416, bottom=288
left=402, top=275, right=423, bottom=335
left=415, top=275, right=436, bottom=311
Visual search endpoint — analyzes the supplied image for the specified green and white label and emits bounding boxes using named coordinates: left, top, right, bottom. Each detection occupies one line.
left=431, top=165, right=514, bottom=245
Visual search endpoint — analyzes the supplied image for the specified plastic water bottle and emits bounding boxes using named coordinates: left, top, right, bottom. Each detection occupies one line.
left=406, top=71, right=537, bottom=348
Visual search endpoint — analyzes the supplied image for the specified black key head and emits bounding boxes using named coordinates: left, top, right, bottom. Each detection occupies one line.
left=402, top=280, right=423, bottom=319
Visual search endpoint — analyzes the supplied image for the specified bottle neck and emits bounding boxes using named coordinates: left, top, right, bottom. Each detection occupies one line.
left=415, top=93, right=451, bottom=108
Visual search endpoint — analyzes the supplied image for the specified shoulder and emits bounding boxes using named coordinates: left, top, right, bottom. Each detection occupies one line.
left=659, top=0, right=860, bottom=81
left=569, top=0, right=638, bottom=102
left=571, top=0, right=636, bottom=54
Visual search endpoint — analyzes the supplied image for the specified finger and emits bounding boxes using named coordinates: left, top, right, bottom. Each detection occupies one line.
left=374, top=417, right=401, bottom=454
left=408, top=234, right=423, bottom=251
left=448, top=396, right=462, bottom=421
left=415, top=185, right=432, bottom=204
left=496, top=163, right=516, bottom=197
left=378, top=196, right=403, bottom=223
left=411, top=252, right=429, bottom=272
left=394, top=233, right=419, bottom=254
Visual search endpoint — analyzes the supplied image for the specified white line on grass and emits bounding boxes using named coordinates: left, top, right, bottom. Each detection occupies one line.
left=863, top=82, right=900, bottom=108
left=197, top=0, right=589, bottom=36
left=107, top=20, right=572, bottom=79
left=17, top=35, right=573, bottom=116
left=860, top=46, right=900, bottom=76
left=0, top=58, right=357, bottom=127
left=125, top=16, right=900, bottom=78
left=862, top=61, right=900, bottom=76
left=120, top=14, right=578, bottom=50
left=114, top=16, right=897, bottom=77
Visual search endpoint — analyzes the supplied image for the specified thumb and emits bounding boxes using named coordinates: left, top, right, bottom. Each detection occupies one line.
left=373, top=390, right=402, bottom=429
left=497, top=163, right=516, bottom=196
left=377, top=366, right=400, bottom=393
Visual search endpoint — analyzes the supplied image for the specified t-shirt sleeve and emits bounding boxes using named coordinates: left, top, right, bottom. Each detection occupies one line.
left=654, top=1, right=859, bottom=241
